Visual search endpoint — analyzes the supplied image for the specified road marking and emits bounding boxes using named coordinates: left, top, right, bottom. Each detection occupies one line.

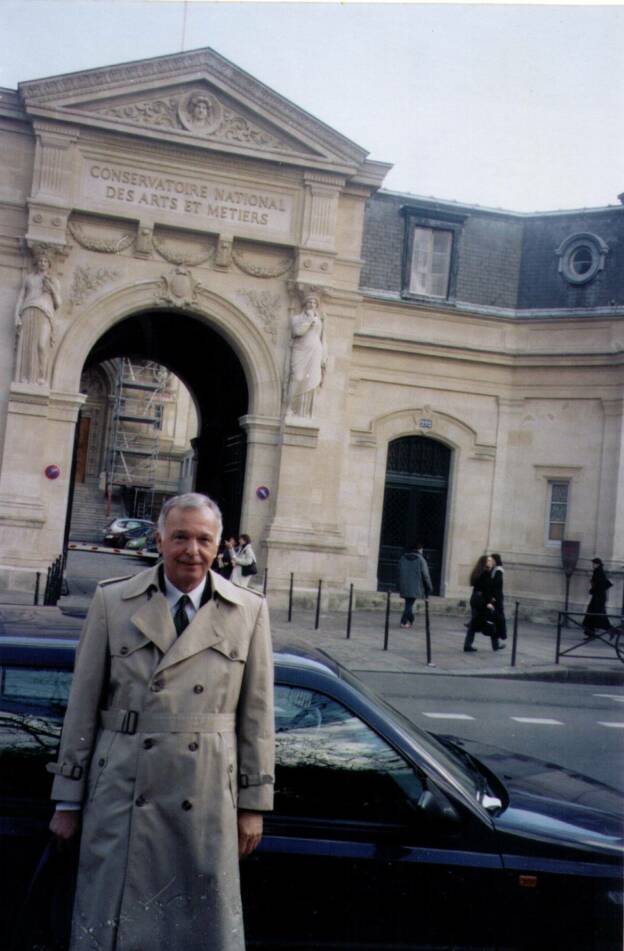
left=511, top=717, right=564, bottom=725
left=597, top=722, right=624, bottom=729
left=422, top=713, right=475, bottom=720
left=594, top=694, right=624, bottom=703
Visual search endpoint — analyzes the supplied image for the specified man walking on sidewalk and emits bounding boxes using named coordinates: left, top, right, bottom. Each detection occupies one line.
left=398, top=542, right=432, bottom=628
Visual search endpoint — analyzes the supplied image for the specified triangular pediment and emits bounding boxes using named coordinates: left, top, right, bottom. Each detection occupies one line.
left=18, top=48, right=370, bottom=176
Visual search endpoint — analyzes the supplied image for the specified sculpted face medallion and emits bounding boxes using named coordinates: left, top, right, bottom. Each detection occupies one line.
left=178, top=91, right=222, bottom=135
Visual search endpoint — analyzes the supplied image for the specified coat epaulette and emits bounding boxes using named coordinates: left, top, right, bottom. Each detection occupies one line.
left=98, top=575, right=135, bottom=587
left=232, top=582, right=264, bottom=598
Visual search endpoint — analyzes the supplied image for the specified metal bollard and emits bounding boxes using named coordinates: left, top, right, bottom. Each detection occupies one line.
left=34, top=571, right=41, bottom=606
left=555, top=612, right=563, bottom=664
left=383, top=590, right=391, bottom=650
left=314, top=579, right=322, bottom=630
left=346, top=583, right=354, bottom=639
left=288, top=573, right=294, bottom=623
left=425, top=598, right=432, bottom=665
left=511, top=601, right=519, bottom=667
left=263, top=568, right=268, bottom=596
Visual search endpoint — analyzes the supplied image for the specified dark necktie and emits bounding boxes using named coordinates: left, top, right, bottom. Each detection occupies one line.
left=173, top=594, right=191, bottom=636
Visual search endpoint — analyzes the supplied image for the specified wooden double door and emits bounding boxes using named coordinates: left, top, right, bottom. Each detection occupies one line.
left=377, top=437, right=451, bottom=595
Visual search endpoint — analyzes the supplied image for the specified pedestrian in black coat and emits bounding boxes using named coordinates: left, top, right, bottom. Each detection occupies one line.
left=398, top=543, right=432, bottom=628
left=463, top=555, right=504, bottom=652
left=583, top=558, right=613, bottom=637
left=490, top=553, right=507, bottom=641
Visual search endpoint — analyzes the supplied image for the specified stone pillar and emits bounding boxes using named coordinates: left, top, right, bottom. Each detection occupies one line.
left=238, top=414, right=281, bottom=571
left=0, top=384, right=85, bottom=573
left=597, top=398, right=624, bottom=564
left=487, top=396, right=525, bottom=553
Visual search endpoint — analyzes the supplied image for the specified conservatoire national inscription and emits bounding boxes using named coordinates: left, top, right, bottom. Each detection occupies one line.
left=81, top=161, right=294, bottom=236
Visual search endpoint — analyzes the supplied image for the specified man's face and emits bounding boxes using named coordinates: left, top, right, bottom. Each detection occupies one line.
left=157, top=505, right=220, bottom=592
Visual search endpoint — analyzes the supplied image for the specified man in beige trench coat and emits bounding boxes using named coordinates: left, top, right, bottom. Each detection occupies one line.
left=48, top=493, right=274, bottom=951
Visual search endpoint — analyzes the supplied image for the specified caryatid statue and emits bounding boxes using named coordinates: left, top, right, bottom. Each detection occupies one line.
left=286, top=293, right=328, bottom=417
left=14, top=249, right=61, bottom=386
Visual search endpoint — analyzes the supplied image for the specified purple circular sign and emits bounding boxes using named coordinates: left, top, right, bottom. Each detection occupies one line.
left=45, top=464, right=61, bottom=480
left=256, top=485, right=270, bottom=500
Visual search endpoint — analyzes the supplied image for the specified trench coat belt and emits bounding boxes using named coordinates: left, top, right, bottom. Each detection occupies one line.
left=100, top=709, right=236, bottom=735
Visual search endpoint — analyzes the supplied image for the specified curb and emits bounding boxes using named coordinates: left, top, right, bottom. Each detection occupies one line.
left=351, top=664, right=624, bottom=686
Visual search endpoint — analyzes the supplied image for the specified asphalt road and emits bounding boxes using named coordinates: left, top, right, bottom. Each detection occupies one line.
left=358, top=671, right=624, bottom=792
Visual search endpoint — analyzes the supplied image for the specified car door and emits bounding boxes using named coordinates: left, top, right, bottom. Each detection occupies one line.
left=241, top=681, right=505, bottom=950
left=0, top=655, right=73, bottom=942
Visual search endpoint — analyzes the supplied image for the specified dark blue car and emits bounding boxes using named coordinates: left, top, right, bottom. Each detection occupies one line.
left=0, top=623, right=622, bottom=950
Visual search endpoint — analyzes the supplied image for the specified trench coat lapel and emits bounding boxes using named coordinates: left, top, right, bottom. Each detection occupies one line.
left=153, top=570, right=244, bottom=674
left=130, top=592, right=177, bottom=656
left=121, top=564, right=177, bottom=655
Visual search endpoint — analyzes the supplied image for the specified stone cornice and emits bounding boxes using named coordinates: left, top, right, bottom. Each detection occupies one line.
left=360, top=288, right=624, bottom=322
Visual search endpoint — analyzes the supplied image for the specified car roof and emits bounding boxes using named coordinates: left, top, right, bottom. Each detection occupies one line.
left=0, top=623, right=342, bottom=680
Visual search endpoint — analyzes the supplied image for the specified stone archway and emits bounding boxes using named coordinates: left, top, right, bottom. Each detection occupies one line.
left=53, top=283, right=282, bottom=546
left=0, top=281, right=283, bottom=571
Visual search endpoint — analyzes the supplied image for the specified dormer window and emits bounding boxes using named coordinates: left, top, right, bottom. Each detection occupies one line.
left=401, top=206, right=467, bottom=302
left=556, top=232, right=608, bottom=285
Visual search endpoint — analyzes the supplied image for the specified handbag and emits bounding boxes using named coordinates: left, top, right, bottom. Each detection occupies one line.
left=241, top=560, right=257, bottom=577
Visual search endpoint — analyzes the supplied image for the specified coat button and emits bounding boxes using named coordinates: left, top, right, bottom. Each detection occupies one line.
left=193, top=684, right=204, bottom=694
left=188, top=742, right=199, bottom=751
left=143, top=739, right=153, bottom=750
left=229, top=649, right=238, bottom=659
left=98, top=758, right=106, bottom=767
left=151, top=680, right=164, bottom=692
left=181, top=800, right=193, bottom=810
left=120, top=646, right=129, bottom=655
left=135, top=795, right=147, bottom=807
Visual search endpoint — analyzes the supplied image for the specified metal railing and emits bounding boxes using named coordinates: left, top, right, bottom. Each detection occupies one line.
left=555, top=611, right=624, bottom=665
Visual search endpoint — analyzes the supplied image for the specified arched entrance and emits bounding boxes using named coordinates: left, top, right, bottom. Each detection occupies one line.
left=74, top=308, right=249, bottom=536
left=377, top=436, right=451, bottom=594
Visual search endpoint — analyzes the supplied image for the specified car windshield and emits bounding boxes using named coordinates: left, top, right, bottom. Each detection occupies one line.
left=337, top=665, right=481, bottom=801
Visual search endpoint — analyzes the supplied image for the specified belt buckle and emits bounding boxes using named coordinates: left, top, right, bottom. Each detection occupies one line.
left=121, top=710, right=138, bottom=735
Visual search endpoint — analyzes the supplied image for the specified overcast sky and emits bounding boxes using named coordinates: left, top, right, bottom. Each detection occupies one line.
left=2, top=1, right=622, bottom=212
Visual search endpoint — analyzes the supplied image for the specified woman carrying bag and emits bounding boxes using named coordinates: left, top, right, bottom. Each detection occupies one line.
left=230, top=533, right=257, bottom=588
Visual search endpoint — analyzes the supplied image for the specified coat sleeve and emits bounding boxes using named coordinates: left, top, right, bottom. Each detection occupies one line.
left=48, top=585, right=110, bottom=803
left=236, top=597, right=274, bottom=812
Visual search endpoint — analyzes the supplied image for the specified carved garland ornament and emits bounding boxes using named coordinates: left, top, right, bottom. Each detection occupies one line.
left=232, top=249, right=293, bottom=278
left=152, top=233, right=215, bottom=267
left=68, top=220, right=135, bottom=254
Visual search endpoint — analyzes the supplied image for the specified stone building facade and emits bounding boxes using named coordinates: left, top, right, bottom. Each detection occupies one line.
left=0, top=49, right=622, bottom=612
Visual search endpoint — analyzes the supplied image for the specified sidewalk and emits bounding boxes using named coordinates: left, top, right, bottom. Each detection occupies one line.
left=269, top=606, right=624, bottom=685
left=2, top=548, right=622, bottom=686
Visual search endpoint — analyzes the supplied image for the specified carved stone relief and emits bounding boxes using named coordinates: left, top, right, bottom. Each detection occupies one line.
left=68, top=218, right=135, bottom=254
left=233, top=247, right=293, bottom=279
left=155, top=267, right=203, bottom=308
left=93, top=88, right=296, bottom=152
left=152, top=229, right=216, bottom=267
left=69, top=266, right=119, bottom=307
left=238, top=289, right=281, bottom=341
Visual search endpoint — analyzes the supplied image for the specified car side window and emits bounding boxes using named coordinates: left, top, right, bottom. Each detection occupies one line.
left=0, top=665, right=70, bottom=801
left=274, top=684, right=425, bottom=823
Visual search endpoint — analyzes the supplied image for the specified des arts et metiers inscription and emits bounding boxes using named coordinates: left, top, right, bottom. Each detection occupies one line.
left=85, top=161, right=293, bottom=236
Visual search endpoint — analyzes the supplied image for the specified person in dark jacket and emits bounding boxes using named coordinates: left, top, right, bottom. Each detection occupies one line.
left=463, top=554, right=504, bottom=652
left=398, top=543, right=432, bottom=629
left=583, top=558, right=613, bottom=638
left=490, top=553, right=507, bottom=641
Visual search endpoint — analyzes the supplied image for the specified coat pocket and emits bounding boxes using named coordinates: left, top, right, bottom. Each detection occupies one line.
left=86, top=729, right=118, bottom=802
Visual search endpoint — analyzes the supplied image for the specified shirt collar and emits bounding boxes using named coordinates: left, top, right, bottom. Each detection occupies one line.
left=161, top=569, right=209, bottom=612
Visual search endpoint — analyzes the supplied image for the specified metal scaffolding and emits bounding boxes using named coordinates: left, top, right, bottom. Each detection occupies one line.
left=106, top=359, right=168, bottom=518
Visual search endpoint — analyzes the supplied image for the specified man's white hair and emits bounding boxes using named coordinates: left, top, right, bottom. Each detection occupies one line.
left=157, top=493, right=223, bottom=540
